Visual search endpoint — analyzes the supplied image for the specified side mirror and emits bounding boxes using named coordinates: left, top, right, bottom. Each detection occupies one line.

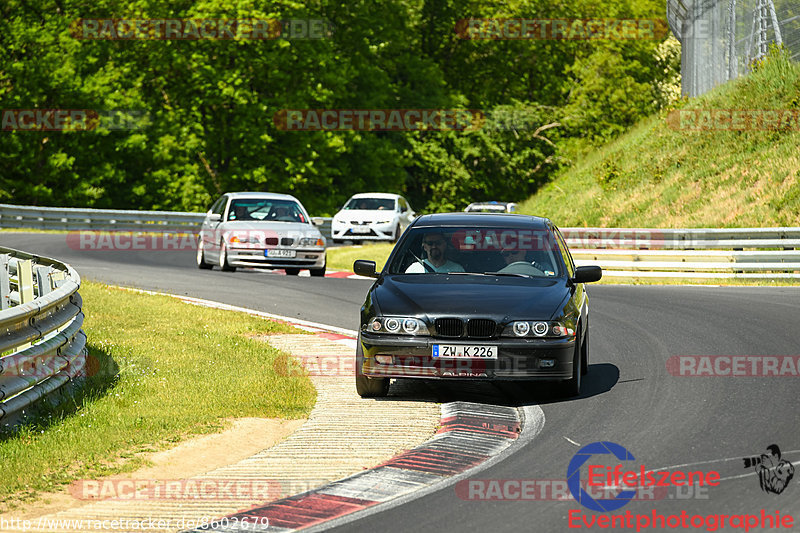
left=311, top=217, right=325, bottom=226
left=353, top=260, right=379, bottom=278
left=571, top=265, right=602, bottom=284
left=208, top=213, right=222, bottom=222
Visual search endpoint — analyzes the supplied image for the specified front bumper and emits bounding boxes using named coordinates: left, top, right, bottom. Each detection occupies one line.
left=332, top=221, right=395, bottom=241
left=227, top=247, right=326, bottom=269
left=359, top=332, right=576, bottom=380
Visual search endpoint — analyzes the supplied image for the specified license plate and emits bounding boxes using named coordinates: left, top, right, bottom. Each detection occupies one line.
left=432, top=345, right=497, bottom=359
left=265, top=249, right=296, bottom=258
left=351, top=226, right=371, bottom=234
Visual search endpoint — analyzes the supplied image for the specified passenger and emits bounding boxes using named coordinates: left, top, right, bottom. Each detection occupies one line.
left=405, top=232, right=465, bottom=273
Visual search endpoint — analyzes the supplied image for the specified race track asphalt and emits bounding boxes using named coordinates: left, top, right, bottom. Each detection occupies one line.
left=4, top=233, right=799, bottom=532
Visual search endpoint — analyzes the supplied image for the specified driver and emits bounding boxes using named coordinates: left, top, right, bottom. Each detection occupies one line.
left=405, top=232, right=465, bottom=273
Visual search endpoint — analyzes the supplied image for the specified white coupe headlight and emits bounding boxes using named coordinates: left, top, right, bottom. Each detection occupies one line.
left=299, top=237, right=325, bottom=247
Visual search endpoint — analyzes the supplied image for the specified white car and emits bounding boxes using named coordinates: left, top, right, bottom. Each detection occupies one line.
left=331, top=193, right=415, bottom=243
left=196, top=192, right=327, bottom=276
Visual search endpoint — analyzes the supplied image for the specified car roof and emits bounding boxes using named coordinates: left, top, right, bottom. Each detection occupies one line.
left=225, top=191, right=300, bottom=201
left=412, top=212, right=551, bottom=229
left=348, top=192, right=402, bottom=200
left=468, top=201, right=516, bottom=206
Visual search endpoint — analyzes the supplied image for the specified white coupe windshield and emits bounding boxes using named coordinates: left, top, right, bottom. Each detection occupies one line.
left=343, top=198, right=395, bottom=211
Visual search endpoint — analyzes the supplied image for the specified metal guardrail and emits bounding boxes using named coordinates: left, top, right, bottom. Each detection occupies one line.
left=2, top=204, right=798, bottom=278
left=562, top=227, right=800, bottom=279
left=0, top=203, right=335, bottom=235
left=0, top=203, right=205, bottom=232
left=0, top=247, right=87, bottom=425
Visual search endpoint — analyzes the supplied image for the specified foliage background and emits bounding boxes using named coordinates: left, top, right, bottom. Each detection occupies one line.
left=0, top=0, right=680, bottom=215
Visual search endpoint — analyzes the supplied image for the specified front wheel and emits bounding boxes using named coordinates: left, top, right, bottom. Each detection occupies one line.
left=560, top=331, right=581, bottom=397
left=355, top=339, right=389, bottom=398
left=219, top=243, right=237, bottom=272
left=285, top=268, right=300, bottom=276
left=392, top=225, right=401, bottom=243
left=581, top=327, right=589, bottom=376
left=196, top=238, right=212, bottom=269
left=310, top=263, right=326, bottom=277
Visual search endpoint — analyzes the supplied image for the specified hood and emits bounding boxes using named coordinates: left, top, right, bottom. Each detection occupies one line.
left=373, top=274, right=570, bottom=321
left=221, top=220, right=320, bottom=235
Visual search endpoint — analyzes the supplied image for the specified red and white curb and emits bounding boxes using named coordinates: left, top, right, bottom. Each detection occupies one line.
left=187, top=403, right=544, bottom=533
left=109, top=288, right=545, bottom=532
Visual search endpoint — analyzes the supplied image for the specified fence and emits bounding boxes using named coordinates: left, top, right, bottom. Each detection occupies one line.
left=0, top=246, right=87, bottom=426
left=667, top=0, right=800, bottom=97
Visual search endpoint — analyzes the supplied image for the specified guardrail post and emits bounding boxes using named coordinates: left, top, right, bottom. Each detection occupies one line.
left=0, top=254, right=9, bottom=310
left=34, top=265, right=53, bottom=297
left=17, top=259, right=34, bottom=304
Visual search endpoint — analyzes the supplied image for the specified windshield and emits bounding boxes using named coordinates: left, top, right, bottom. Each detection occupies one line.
left=387, top=226, right=562, bottom=277
left=343, top=197, right=395, bottom=211
left=227, top=199, right=307, bottom=223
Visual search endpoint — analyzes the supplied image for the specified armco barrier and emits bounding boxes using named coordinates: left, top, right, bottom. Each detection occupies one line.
left=0, top=203, right=204, bottom=233
left=1, top=204, right=798, bottom=279
left=0, top=203, right=333, bottom=237
left=562, top=227, right=800, bottom=279
left=0, top=246, right=87, bottom=425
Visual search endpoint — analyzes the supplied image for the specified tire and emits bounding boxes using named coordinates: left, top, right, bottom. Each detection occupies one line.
left=332, top=238, right=342, bottom=245
left=581, top=326, right=589, bottom=376
left=561, top=330, right=582, bottom=397
left=355, top=338, right=389, bottom=398
left=285, top=268, right=300, bottom=276
left=219, top=243, right=237, bottom=272
left=310, top=263, right=326, bottom=277
left=392, top=225, right=401, bottom=243
left=196, top=238, right=212, bottom=269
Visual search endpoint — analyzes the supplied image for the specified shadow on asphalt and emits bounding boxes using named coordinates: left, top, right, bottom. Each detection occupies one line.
left=377, top=363, right=620, bottom=408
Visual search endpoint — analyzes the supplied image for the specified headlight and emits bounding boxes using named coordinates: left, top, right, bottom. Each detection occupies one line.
left=503, top=320, right=575, bottom=338
left=366, top=317, right=429, bottom=336
left=228, top=234, right=259, bottom=244
left=299, top=237, right=325, bottom=246
left=376, top=219, right=393, bottom=225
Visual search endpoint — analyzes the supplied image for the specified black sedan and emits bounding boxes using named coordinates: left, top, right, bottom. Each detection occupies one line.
left=353, top=213, right=602, bottom=398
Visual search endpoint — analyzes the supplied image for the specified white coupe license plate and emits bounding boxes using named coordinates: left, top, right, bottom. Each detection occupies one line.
left=351, top=227, right=371, bottom=234
left=432, top=345, right=498, bottom=359
left=265, top=249, right=296, bottom=258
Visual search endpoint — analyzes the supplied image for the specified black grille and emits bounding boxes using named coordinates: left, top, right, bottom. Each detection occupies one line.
left=435, top=318, right=463, bottom=337
left=467, top=319, right=496, bottom=338
left=281, top=237, right=294, bottom=246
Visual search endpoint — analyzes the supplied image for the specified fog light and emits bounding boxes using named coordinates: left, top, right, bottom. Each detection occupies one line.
left=375, top=355, right=393, bottom=364
left=539, top=359, right=556, bottom=368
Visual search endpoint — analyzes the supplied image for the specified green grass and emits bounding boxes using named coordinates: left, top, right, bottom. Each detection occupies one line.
left=519, top=49, right=800, bottom=228
left=0, top=281, right=315, bottom=510
left=327, top=243, right=395, bottom=272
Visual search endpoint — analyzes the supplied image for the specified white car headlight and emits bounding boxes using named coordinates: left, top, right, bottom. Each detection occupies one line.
left=299, top=237, right=325, bottom=247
